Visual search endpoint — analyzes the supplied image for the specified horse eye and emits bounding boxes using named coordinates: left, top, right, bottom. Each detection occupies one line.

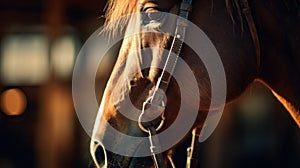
left=147, top=11, right=164, bottom=21
left=142, top=8, right=165, bottom=25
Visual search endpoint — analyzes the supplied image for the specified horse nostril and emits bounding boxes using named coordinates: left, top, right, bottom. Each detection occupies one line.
left=95, top=144, right=107, bottom=166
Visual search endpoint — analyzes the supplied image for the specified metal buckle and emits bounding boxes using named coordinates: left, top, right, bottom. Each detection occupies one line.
left=138, top=97, right=166, bottom=133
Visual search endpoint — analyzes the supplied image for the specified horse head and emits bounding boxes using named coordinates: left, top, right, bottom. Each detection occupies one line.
left=88, top=0, right=300, bottom=167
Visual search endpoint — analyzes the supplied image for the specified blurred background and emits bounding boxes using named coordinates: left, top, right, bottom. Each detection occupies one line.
left=0, top=0, right=299, bottom=168
left=0, top=0, right=107, bottom=167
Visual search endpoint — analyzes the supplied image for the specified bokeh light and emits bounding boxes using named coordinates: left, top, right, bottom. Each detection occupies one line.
left=1, top=88, right=27, bottom=116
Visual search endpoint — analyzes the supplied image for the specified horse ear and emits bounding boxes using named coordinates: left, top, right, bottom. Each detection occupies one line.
left=198, top=109, right=224, bottom=142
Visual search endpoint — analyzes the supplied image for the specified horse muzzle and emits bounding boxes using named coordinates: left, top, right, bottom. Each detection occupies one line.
left=91, top=141, right=155, bottom=168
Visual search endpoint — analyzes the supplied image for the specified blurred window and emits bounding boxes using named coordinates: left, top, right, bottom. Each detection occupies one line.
left=0, top=27, right=80, bottom=85
left=51, top=34, right=80, bottom=80
left=1, top=33, right=49, bottom=85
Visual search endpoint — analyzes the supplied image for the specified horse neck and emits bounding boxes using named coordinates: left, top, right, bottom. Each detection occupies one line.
left=253, top=0, right=300, bottom=127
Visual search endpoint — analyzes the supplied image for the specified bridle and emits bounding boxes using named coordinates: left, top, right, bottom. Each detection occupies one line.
left=138, top=0, right=194, bottom=167
left=137, top=0, right=260, bottom=168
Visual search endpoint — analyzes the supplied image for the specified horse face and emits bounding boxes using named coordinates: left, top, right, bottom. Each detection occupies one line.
left=91, top=18, right=180, bottom=167
left=91, top=1, right=212, bottom=167
left=90, top=0, right=300, bottom=167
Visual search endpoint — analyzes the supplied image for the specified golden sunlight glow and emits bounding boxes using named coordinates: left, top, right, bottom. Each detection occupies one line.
left=272, top=90, right=300, bottom=128
left=1, top=88, right=27, bottom=116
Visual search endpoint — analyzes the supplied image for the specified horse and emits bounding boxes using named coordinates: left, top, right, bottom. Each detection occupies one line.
left=89, top=0, right=300, bottom=167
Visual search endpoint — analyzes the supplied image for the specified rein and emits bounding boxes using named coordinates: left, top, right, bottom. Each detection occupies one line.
left=138, top=0, right=193, bottom=167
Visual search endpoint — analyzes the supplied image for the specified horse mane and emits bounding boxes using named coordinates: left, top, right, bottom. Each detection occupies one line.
left=103, top=0, right=139, bottom=36
left=225, top=0, right=300, bottom=32
left=225, top=0, right=244, bottom=31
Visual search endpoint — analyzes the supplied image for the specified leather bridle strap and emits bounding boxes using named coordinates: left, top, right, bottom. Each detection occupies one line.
left=148, top=126, right=166, bottom=168
left=139, top=0, right=194, bottom=125
left=186, top=128, right=201, bottom=168
left=138, top=0, right=193, bottom=168
left=154, top=0, right=193, bottom=97
left=138, top=0, right=193, bottom=131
